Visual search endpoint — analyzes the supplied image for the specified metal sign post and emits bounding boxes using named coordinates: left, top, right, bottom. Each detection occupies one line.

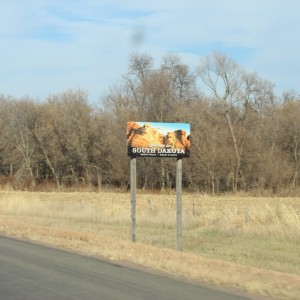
left=176, top=158, right=183, bottom=252
left=130, top=157, right=136, bottom=242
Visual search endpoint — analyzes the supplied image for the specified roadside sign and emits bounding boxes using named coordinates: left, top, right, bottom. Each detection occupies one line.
left=127, top=121, right=190, bottom=158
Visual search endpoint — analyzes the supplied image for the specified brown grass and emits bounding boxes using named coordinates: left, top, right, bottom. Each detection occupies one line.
left=0, top=191, right=300, bottom=299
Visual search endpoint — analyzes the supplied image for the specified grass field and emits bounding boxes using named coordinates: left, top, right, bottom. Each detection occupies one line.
left=0, top=191, right=300, bottom=299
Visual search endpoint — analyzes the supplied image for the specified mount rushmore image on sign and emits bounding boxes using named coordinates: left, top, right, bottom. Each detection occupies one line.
left=127, top=122, right=191, bottom=158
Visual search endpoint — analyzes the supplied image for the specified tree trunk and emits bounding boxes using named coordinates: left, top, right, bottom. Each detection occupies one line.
left=225, top=112, right=241, bottom=192
left=97, top=173, right=102, bottom=192
left=71, top=167, right=79, bottom=186
left=31, top=130, right=61, bottom=190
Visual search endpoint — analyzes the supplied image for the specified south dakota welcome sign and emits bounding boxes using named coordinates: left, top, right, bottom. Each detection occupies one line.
left=127, top=122, right=191, bottom=158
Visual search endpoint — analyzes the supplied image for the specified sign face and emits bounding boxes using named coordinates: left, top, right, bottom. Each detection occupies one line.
left=127, top=122, right=190, bottom=158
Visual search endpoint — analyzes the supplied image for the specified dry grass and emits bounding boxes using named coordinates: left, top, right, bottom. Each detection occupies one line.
left=1, top=191, right=300, bottom=299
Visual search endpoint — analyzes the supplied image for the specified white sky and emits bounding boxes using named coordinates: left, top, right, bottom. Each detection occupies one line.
left=1, top=0, right=299, bottom=104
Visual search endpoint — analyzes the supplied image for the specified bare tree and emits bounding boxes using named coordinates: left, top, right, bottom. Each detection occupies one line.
left=198, top=52, right=275, bottom=192
left=161, top=54, right=198, bottom=101
left=276, top=99, right=300, bottom=191
left=2, top=99, right=38, bottom=188
left=198, top=52, right=243, bottom=191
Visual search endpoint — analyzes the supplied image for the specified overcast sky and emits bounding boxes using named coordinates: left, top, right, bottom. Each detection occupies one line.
left=1, top=0, right=299, bottom=103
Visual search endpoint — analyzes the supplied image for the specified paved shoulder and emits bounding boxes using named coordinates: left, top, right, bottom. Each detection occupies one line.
left=0, top=235, right=252, bottom=300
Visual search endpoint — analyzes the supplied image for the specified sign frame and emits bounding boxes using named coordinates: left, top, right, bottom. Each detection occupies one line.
left=127, top=121, right=191, bottom=158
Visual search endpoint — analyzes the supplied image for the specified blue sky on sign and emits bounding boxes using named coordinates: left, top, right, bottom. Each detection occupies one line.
left=136, top=122, right=190, bottom=136
left=1, top=0, right=300, bottom=104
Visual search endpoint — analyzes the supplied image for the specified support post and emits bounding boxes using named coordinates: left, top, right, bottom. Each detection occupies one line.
left=130, top=157, right=137, bottom=242
left=176, top=158, right=183, bottom=251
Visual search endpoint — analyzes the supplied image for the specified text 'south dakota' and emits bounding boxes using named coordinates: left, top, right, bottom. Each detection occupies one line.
left=131, top=147, right=185, bottom=154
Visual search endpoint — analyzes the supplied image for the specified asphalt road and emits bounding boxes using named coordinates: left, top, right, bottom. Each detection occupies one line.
left=0, top=235, right=254, bottom=300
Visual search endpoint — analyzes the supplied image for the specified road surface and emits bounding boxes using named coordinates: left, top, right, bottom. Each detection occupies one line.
left=0, top=235, right=256, bottom=300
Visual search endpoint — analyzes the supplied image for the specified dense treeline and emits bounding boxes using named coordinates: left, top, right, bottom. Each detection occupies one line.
left=0, top=52, right=300, bottom=194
